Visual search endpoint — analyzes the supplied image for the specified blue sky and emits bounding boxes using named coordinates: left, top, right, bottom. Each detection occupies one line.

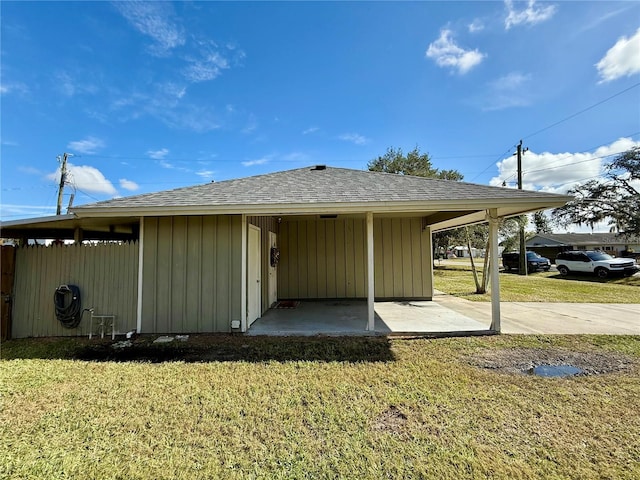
left=2, top=1, right=639, bottom=229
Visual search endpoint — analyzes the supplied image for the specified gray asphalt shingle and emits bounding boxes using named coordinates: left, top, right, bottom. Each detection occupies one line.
left=73, top=166, right=566, bottom=211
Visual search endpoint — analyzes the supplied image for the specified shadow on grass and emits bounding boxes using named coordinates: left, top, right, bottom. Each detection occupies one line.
left=1, top=335, right=396, bottom=364
left=545, top=272, right=640, bottom=285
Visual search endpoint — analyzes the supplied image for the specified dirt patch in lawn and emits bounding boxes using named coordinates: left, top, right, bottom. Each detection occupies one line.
left=372, top=405, right=409, bottom=436
left=32, top=334, right=397, bottom=364
left=469, top=347, right=637, bottom=376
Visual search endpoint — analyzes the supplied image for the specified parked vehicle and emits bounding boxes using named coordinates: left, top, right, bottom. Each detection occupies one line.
left=555, top=250, right=639, bottom=278
left=502, top=251, right=551, bottom=272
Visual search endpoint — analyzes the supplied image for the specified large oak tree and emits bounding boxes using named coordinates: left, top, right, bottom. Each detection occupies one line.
left=553, top=147, right=640, bottom=236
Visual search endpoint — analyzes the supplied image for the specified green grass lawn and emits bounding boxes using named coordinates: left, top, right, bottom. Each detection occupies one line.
left=1, top=335, right=639, bottom=479
left=434, top=264, right=640, bottom=302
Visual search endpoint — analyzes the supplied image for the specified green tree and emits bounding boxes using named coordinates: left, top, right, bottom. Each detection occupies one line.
left=367, top=146, right=463, bottom=180
left=553, top=147, right=640, bottom=236
left=532, top=211, right=552, bottom=234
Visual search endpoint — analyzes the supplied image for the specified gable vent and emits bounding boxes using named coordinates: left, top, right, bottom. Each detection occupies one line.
left=311, top=165, right=326, bottom=171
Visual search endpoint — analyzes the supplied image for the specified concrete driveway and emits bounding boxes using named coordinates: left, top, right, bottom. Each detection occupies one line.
left=433, top=290, right=640, bottom=334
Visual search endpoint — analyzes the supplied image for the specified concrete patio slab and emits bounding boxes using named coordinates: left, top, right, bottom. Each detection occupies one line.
left=247, top=299, right=489, bottom=336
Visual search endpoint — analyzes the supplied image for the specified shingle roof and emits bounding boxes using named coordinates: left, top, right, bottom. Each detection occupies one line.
left=528, top=233, right=640, bottom=246
left=73, top=166, right=566, bottom=211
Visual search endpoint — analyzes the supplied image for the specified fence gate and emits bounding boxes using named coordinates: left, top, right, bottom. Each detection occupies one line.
left=1, top=246, right=16, bottom=341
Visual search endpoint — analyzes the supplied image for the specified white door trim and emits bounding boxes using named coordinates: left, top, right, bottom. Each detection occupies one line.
left=247, top=224, right=262, bottom=327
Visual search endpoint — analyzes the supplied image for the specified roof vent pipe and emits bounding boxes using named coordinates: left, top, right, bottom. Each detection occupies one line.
left=311, top=165, right=326, bottom=171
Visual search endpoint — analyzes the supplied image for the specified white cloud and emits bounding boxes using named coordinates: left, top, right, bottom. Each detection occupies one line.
left=242, top=114, right=258, bottom=134
left=0, top=204, right=57, bottom=219
left=303, top=127, right=319, bottom=135
left=55, top=71, right=98, bottom=97
left=426, top=29, right=486, bottom=74
left=242, top=157, right=270, bottom=167
left=18, top=166, right=41, bottom=175
left=146, top=148, right=169, bottom=160
left=0, top=82, right=29, bottom=96
left=338, top=133, right=369, bottom=145
left=481, top=72, right=533, bottom=110
left=67, top=136, right=105, bottom=154
left=196, top=170, right=215, bottom=179
left=468, top=19, right=484, bottom=33
left=114, top=1, right=185, bottom=56
left=47, top=163, right=117, bottom=195
left=119, top=178, right=139, bottom=191
left=282, top=152, right=310, bottom=162
left=183, top=45, right=230, bottom=82
left=504, top=0, right=557, bottom=30
left=489, top=137, right=640, bottom=194
left=596, top=28, right=640, bottom=83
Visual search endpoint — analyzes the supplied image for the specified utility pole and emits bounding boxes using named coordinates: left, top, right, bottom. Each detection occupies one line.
left=516, top=140, right=528, bottom=276
left=56, top=153, right=69, bottom=215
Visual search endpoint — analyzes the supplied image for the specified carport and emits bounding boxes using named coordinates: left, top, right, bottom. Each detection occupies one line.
left=1, top=166, right=571, bottom=338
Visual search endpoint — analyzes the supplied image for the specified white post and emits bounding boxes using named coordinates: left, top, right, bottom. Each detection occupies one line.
left=488, top=209, right=501, bottom=332
left=241, top=214, right=248, bottom=333
left=366, top=212, right=375, bottom=331
left=425, top=226, right=434, bottom=298
left=136, top=217, right=144, bottom=333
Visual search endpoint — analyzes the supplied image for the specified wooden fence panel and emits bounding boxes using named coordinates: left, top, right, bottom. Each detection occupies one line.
left=12, top=242, right=139, bottom=338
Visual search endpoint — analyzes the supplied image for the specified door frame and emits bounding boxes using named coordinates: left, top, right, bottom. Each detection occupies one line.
left=247, top=224, right=262, bottom=327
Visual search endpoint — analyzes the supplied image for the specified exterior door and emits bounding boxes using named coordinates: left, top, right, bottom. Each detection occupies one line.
left=247, top=225, right=262, bottom=326
left=268, top=232, right=278, bottom=307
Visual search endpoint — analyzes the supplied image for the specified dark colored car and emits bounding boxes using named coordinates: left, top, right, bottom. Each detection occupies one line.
left=502, top=251, right=551, bottom=273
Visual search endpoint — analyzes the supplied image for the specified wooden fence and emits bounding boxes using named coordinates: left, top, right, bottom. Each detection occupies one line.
left=11, top=242, right=139, bottom=338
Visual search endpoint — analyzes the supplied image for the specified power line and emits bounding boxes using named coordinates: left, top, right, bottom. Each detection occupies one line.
left=469, top=144, right=519, bottom=182
left=522, top=81, right=640, bottom=141
left=500, top=131, right=640, bottom=183
left=471, top=83, right=640, bottom=183
left=502, top=150, right=624, bottom=184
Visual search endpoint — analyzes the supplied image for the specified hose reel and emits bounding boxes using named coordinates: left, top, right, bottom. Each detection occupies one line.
left=54, top=284, right=83, bottom=328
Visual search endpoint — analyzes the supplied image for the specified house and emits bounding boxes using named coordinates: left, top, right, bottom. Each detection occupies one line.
left=527, top=233, right=640, bottom=263
left=1, top=166, right=570, bottom=338
left=451, top=246, right=485, bottom=258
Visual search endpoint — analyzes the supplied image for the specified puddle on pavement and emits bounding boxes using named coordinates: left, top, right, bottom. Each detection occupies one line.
left=527, top=364, right=582, bottom=377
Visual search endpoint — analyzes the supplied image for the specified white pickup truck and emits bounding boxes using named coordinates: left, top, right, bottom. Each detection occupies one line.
left=555, top=250, right=639, bottom=278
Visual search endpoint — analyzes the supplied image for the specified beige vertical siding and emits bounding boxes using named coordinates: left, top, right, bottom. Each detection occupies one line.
left=141, top=215, right=242, bottom=333
left=373, top=218, right=432, bottom=299
left=247, top=216, right=279, bottom=313
left=12, top=242, right=138, bottom=338
left=278, top=217, right=432, bottom=300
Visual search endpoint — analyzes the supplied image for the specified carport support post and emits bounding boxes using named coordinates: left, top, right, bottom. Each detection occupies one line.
left=488, top=209, right=501, bottom=332
left=366, top=212, right=375, bottom=331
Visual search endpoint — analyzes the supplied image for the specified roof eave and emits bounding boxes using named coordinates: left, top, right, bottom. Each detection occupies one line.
left=71, top=196, right=572, bottom=218
left=0, top=214, right=76, bottom=228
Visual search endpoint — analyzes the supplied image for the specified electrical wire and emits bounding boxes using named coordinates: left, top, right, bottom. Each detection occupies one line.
left=470, top=83, right=640, bottom=182
left=522, top=81, right=640, bottom=141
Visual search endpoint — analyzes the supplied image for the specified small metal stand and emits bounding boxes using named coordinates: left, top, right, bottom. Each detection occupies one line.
left=87, top=308, right=117, bottom=340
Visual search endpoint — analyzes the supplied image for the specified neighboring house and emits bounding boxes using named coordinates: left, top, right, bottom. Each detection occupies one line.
left=451, top=246, right=484, bottom=258
left=1, top=166, right=570, bottom=338
left=527, top=233, right=640, bottom=263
